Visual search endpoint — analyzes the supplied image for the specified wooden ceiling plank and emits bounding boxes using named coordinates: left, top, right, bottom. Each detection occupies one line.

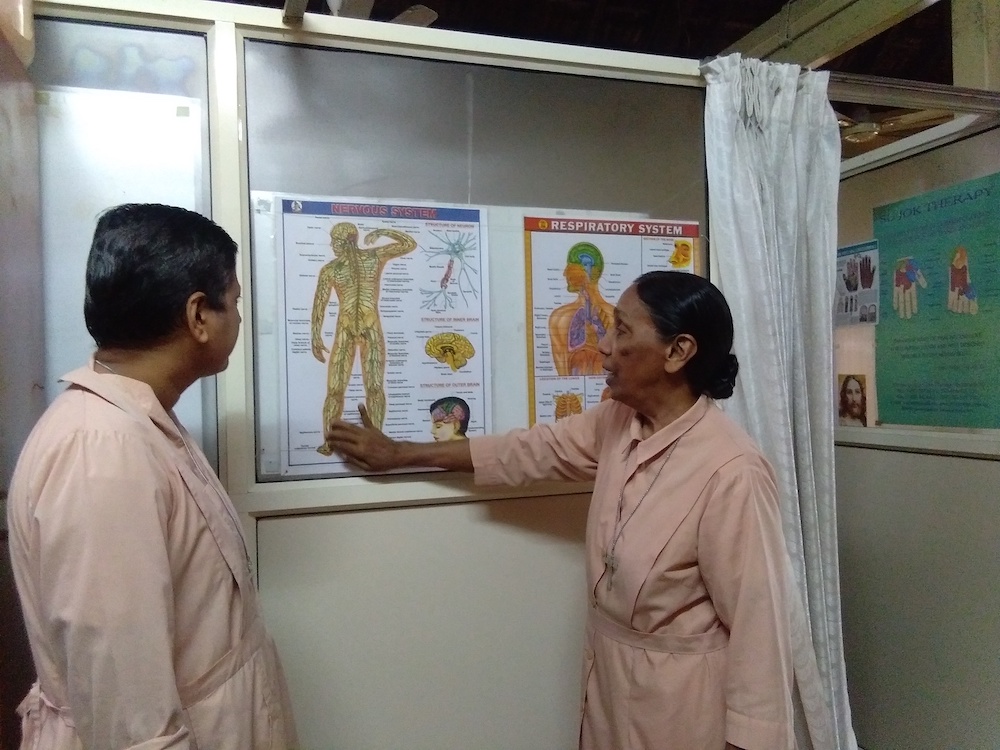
left=787, top=0, right=880, bottom=39
left=952, top=0, right=1000, bottom=90
left=720, top=2, right=790, bottom=59
left=724, top=0, right=939, bottom=67
left=721, top=0, right=863, bottom=59
left=777, top=0, right=938, bottom=66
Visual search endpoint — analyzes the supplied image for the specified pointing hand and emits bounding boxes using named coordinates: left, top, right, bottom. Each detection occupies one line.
left=324, top=404, right=402, bottom=472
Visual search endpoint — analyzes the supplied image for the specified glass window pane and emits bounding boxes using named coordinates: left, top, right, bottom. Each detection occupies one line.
left=245, top=40, right=707, bottom=481
left=30, top=19, right=216, bottom=464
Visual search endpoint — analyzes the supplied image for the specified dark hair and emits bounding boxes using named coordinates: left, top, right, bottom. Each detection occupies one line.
left=84, top=204, right=237, bottom=348
left=429, top=396, right=471, bottom=435
left=633, top=271, right=739, bottom=399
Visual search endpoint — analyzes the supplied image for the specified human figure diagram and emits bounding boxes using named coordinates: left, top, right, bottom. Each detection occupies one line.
left=547, top=242, right=616, bottom=377
left=311, top=222, right=417, bottom=455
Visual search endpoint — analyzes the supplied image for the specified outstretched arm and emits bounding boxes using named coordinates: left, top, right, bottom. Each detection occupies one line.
left=367, top=228, right=418, bottom=262
left=325, top=404, right=473, bottom=473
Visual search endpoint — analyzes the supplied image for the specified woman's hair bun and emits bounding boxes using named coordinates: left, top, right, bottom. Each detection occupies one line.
left=705, top=353, right=739, bottom=400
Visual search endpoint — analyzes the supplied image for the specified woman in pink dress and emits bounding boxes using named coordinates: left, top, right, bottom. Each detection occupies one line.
left=326, top=271, right=817, bottom=750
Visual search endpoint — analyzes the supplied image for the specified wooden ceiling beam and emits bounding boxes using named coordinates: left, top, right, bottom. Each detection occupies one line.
left=952, top=0, right=1000, bottom=90
left=282, top=0, right=309, bottom=24
left=723, top=0, right=940, bottom=68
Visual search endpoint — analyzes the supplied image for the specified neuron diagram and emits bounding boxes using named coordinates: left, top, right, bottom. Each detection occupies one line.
left=420, top=230, right=479, bottom=313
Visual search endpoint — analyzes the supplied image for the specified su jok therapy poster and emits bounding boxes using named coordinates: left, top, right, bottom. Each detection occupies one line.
left=873, top=171, right=1000, bottom=428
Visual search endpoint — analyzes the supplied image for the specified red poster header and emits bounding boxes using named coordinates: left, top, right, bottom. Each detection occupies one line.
left=524, top=217, right=699, bottom=237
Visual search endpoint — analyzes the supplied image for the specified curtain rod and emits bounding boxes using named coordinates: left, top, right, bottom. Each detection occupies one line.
left=827, top=72, right=1000, bottom=113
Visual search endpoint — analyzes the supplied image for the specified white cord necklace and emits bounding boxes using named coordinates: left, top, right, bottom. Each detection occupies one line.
left=94, top=359, right=120, bottom=375
left=178, top=429, right=253, bottom=575
left=602, top=438, right=680, bottom=592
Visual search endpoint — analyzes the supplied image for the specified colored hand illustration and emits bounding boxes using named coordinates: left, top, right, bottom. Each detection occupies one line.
left=947, top=246, right=979, bottom=315
left=859, top=255, right=876, bottom=290
left=842, top=257, right=860, bottom=292
left=892, top=257, right=927, bottom=319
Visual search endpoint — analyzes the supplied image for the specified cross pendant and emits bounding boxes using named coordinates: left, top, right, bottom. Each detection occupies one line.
left=603, top=551, right=618, bottom=591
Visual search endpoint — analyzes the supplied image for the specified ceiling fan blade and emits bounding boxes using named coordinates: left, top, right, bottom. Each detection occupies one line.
left=841, top=132, right=899, bottom=158
left=841, top=121, right=880, bottom=144
left=878, top=109, right=954, bottom=134
left=391, top=4, right=438, bottom=26
left=326, top=0, right=374, bottom=18
left=834, top=110, right=856, bottom=129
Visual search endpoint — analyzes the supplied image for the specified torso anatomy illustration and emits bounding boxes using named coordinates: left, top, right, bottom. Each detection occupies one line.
left=312, top=222, right=417, bottom=454
left=524, top=215, right=699, bottom=426
left=553, top=392, right=584, bottom=420
left=548, top=242, right=615, bottom=376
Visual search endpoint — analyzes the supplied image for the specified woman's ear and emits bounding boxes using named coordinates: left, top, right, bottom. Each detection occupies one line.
left=663, top=333, right=697, bottom=374
left=185, top=291, right=211, bottom=344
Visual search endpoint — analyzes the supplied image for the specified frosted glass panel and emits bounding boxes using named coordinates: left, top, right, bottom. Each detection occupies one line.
left=244, top=40, right=707, bottom=480
left=30, top=20, right=216, bottom=461
left=244, top=41, right=706, bottom=216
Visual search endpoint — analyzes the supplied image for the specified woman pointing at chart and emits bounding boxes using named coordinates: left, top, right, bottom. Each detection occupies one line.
left=325, top=271, right=811, bottom=750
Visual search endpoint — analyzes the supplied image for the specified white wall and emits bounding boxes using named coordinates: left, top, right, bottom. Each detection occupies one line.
left=836, top=446, right=1000, bottom=750
left=837, top=127, right=1000, bottom=750
left=257, top=494, right=590, bottom=750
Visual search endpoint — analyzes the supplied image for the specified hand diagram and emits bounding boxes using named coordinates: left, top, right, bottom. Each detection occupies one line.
left=893, top=257, right=927, bottom=319
left=842, top=257, right=860, bottom=292
left=311, top=336, right=328, bottom=362
left=948, top=246, right=979, bottom=315
left=859, top=255, right=876, bottom=290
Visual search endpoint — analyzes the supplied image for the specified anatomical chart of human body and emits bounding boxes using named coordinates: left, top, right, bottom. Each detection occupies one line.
left=524, top=216, right=699, bottom=425
left=274, top=197, right=491, bottom=476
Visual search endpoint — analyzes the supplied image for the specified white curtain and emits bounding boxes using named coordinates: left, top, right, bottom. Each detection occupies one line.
left=702, top=54, right=857, bottom=750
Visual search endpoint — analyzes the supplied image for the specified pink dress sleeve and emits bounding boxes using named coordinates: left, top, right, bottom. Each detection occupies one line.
left=470, top=402, right=619, bottom=486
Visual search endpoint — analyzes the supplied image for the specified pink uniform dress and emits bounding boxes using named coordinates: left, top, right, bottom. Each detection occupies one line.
left=472, top=396, right=806, bottom=750
left=7, top=363, right=297, bottom=749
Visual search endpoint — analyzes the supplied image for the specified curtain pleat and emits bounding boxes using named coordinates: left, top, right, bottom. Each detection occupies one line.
left=702, top=53, right=858, bottom=750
